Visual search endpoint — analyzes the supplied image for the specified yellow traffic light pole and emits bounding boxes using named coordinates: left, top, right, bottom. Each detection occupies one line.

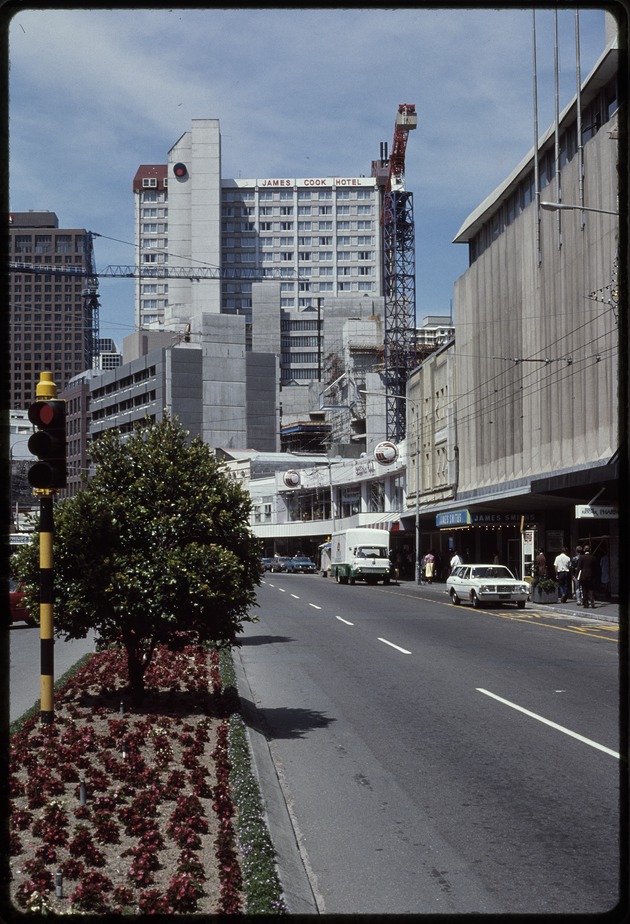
left=29, top=372, right=63, bottom=725
left=38, top=490, right=55, bottom=724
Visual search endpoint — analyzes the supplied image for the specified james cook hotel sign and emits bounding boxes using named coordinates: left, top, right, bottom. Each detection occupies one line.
left=231, top=177, right=376, bottom=189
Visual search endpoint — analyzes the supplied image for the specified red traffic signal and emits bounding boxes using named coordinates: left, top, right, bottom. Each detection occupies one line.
left=28, top=399, right=67, bottom=490
left=173, top=162, right=188, bottom=178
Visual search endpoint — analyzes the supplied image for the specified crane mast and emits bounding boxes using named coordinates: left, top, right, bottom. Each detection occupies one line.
left=381, top=103, right=417, bottom=443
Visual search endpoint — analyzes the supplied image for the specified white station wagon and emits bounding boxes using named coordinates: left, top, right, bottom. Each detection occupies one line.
left=446, top=564, right=530, bottom=609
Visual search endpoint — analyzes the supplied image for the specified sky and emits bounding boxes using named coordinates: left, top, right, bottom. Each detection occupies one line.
left=7, top=5, right=612, bottom=346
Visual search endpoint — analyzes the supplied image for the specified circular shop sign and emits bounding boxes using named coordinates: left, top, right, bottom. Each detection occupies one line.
left=374, top=440, right=399, bottom=465
left=283, top=469, right=301, bottom=488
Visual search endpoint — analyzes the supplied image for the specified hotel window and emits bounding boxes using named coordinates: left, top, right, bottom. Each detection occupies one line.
left=357, top=205, right=373, bottom=215
left=319, top=206, right=332, bottom=215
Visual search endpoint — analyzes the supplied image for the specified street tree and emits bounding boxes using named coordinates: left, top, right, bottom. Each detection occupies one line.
left=12, top=416, right=262, bottom=705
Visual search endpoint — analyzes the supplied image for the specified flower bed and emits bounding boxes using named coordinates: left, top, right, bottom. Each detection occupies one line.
left=9, top=642, right=244, bottom=915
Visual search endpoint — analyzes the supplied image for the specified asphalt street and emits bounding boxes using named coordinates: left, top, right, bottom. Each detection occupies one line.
left=236, top=575, right=622, bottom=916
left=8, top=625, right=97, bottom=724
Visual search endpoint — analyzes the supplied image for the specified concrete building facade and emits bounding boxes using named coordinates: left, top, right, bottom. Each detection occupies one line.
left=408, top=20, right=621, bottom=587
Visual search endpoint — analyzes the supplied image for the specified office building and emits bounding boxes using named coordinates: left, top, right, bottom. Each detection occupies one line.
left=8, top=211, right=96, bottom=408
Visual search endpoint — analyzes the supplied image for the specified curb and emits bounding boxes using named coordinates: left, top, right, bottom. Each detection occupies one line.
left=232, top=649, right=320, bottom=915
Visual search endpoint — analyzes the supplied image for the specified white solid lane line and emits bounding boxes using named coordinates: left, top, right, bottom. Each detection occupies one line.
left=378, top=637, right=412, bottom=655
left=477, top=688, right=619, bottom=759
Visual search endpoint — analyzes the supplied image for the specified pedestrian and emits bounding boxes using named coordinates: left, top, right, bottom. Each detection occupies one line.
left=424, top=550, right=435, bottom=584
left=578, top=545, right=598, bottom=608
left=532, top=548, right=547, bottom=592
left=570, top=546, right=583, bottom=604
left=450, top=549, right=462, bottom=573
left=600, top=549, right=610, bottom=598
left=554, top=546, right=571, bottom=603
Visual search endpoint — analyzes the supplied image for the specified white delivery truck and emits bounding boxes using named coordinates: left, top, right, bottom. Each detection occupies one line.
left=330, top=527, right=392, bottom=585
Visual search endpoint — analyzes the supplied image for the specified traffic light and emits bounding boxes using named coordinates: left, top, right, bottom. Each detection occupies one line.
left=28, top=399, right=67, bottom=490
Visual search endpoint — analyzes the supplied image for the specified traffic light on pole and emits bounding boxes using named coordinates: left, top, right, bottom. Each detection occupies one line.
left=28, top=392, right=67, bottom=491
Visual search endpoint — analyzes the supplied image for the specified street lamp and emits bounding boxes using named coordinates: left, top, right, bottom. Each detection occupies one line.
left=361, top=390, right=422, bottom=585
left=540, top=200, right=620, bottom=217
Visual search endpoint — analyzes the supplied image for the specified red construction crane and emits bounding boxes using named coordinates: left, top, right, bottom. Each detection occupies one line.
left=381, top=104, right=418, bottom=443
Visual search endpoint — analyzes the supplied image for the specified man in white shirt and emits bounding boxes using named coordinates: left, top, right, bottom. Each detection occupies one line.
left=554, top=547, right=571, bottom=603
left=450, top=550, right=462, bottom=573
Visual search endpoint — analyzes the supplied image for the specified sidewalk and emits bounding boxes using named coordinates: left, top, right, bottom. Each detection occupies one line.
left=395, top=579, right=620, bottom=625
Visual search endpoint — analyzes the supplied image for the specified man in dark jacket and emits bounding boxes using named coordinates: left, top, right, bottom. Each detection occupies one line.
left=578, top=545, right=598, bottom=608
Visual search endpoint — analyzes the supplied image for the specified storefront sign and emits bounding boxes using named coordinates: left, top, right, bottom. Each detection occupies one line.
left=283, top=470, right=301, bottom=488
left=471, top=513, right=521, bottom=524
left=373, top=441, right=399, bottom=465
left=575, top=504, right=618, bottom=519
left=436, top=509, right=471, bottom=527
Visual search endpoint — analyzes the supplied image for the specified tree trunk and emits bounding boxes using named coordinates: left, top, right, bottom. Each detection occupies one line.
left=126, top=648, right=146, bottom=706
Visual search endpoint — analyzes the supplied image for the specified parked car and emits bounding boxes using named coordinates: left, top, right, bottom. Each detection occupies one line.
left=446, top=564, right=530, bottom=609
left=10, top=579, right=35, bottom=626
left=260, top=557, right=274, bottom=572
left=286, top=556, right=317, bottom=574
left=270, top=557, right=291, bottom=573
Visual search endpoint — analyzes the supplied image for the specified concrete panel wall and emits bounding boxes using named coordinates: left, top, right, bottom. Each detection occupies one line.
left=454, top=123, right=618, bottom=495
left=168, top=345, right=204, bottom=438
left=247, top=352, right=279, bottom=451
left=167, top=120, right=222, bottom=326
left=200, top=313, right=247, bottom=448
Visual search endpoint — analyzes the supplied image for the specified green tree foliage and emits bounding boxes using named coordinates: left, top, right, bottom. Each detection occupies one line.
left=12, top=416, right=262, bottom=704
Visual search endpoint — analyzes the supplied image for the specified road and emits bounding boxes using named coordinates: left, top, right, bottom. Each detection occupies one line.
left=237, top=574, right=621, bottom=916
left=9, top=623, right=97, bottom=724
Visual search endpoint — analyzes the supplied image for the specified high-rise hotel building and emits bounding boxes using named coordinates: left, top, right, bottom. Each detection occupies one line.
left=8, top=211, right=95, bottom=409
left=133, top=119, right=383, bottom=351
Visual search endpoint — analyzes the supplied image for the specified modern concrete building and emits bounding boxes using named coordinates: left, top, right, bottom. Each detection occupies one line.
left=409, top=15, right=621, bottom=587
left=8, top=211, right=96, bottom=408
left=133, top=122, right=382, bottom=333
